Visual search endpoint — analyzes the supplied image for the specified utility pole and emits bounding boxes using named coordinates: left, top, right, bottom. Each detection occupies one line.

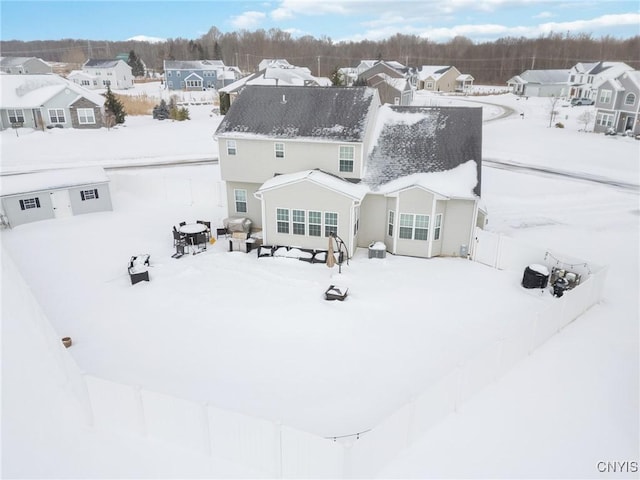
left=531, top=55, right=536, bottom=69
left=88, top=40, right=93, bottom=58
left=317, top=56, right=320, bottom=77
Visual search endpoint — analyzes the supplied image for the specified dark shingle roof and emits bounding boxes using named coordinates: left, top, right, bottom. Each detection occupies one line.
left=363, top=106, right=482, bottom=195
left=215, top=85, right=377, bottom=142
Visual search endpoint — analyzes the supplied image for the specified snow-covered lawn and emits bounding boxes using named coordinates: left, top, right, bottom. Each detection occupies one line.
left=1, top=84, right=638, bottom=477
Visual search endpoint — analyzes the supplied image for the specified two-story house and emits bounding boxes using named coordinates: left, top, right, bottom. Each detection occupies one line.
left=568, top=61, right=633, bottom=100
left=0, top=56, right=52, bottom=74
left=356, top=61, right=416, bottom=105
left=593, top=70, right=640, bottom=135
left=163, top=60, right=237, bottom=91
left=215, top=85, right=484, bottom=259
left=68, top=59, right=134, bottom=90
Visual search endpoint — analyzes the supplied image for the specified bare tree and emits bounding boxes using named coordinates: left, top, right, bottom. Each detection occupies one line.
left=548, top=95, right=561, bottom=127
left=577, top=110, right=594, bottom=132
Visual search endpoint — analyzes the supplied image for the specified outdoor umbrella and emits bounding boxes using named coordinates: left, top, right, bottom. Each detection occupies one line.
left=326, top=235, right=336, bottom=268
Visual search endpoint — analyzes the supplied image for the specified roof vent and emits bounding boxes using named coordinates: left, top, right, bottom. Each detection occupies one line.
left=281, top=94, right=287, bottom=104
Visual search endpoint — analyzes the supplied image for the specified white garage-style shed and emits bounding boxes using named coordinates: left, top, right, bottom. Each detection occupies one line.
left=1, top=167, right=113, bottom=228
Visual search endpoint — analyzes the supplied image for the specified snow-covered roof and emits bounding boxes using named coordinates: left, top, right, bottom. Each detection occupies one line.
left=216, top=85, right=377, bottom=142
left=219, top=66, right=320, bottom=93
left=418, top=66, right=453, bottom=80
left=258, top=59, right=293, bottom=70
left=84, top=59, right=126, bottom=69
left=375, top=159, right=478, bottom=199
left=163, top=60, right=225, bottom=70
left=0, top=74, right=105, bottom=108
left=508, top=69, right=569, bottom=85
left=363, top=105, right=482, bottom=195
left=1, top=167, right=110, bottom=197
left=68, top=70, right=96, bottom=80
left=457, top=74, right=474, bottom=81
left=367, top=73, right=408, bottom=92
left=1, top=56, right=49, bottom=68
left=256, top=169, right=368, bottom=201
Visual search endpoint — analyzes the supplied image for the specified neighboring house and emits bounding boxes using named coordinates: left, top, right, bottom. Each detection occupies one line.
left=593, top=70, right=640, bottom=135
left=218, top=66, right=330, bottom=107
left=258, top=59, right=293, bottom=71
left=215, top=85, right=483, bottom=259
left=0, top=74, right=105, bottom=130
left=337, top=67, right=359, bottom=86
left=70, top=59, right=133, bottom=90
left=366, top=73, right=413, bottom=105
left=506, top=69, right=570, bottom=97
left=1, top=56, right=52, bottom=74
left=163, top=60, right=238, bottom=91
left=356, top=60, right=418, bottom=88
left=417, top=66, right=461, bottom=92
left=0, top=167, right=113, bottom=228
left=568, top=61, right=633, bottom=100
left=456, top=74, right=475, bottom=93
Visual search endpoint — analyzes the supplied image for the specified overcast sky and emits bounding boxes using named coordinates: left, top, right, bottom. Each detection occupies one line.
left=1, top=0, right=639, bottom=43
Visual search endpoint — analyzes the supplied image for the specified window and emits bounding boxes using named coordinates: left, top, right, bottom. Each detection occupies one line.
left=399, top=213, right=429, bottom=240
left=324, top=212, right=338, bottom=237
left=596, top=113, right=614, bottom=128
left=599, top=89, right=612, bottom=104
left=277, top=208, right=289, bottom=233
left=185, top=80, right=202, bottom=88
left=388, top=210, right=394, bottom=236
left=339, top=145, right=354, bottom=173
left=234, top=189, right=247, bottom=213
left=77, top=108, right=95, bottom=125
left=81, top=189, right=99, bottom=200
left=8, top=109, right=24, bottom=123
left=434, top=214, right=442, bottom=240
left=226, top=140, right=237, bottom=155
left=308, top=211, right=322, bottom=237
left=275, top=142, right=285, bottom=158
left=19, top=197, right=40, bottom=210
left=292, top=209, right=305, bottom=235
left=48, top=108, right=65, bottom=124
left=414, top=215, right=429, bottom=240
left=624, top=93, right=636, bottom=106
left=103, top=80, right=111, bottom=87
left=167, top=71, right=172, bottom=76
left=177, top=71, right=181, bottom=77
left=426, top=81, right=434, bottom=89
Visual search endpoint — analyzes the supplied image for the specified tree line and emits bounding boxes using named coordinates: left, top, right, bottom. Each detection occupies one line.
left=1, top=28, right=638, bottom=84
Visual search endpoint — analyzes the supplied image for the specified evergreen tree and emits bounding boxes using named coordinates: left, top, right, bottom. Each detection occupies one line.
left=127, top=50, right=145, bottom=77
left=152, top=99, right=170, bottom=120
left=103, top=85, right=126, bottom=125
left=219, top=92, right=231, bottom=115
left=329, top=66, right=344, bottom=86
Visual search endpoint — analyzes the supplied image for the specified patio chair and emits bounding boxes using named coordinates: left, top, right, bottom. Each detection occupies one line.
left=197, top=220, right=211, bottom=240
left=173, top=229, right=186, bottom=247
left=179, top=221, right=186, bottom=227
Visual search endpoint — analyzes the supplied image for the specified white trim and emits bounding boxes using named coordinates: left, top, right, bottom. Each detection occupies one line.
left=428, top=196, right=437, bottom=258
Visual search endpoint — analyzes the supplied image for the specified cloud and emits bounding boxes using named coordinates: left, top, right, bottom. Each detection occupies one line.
left=230, top=11, right=266, bottom=29
left=534, top=11, right=554, bottom=19
left=271, top=7, right=293, bottom=20
left=273, top=0, right=350, bottom=16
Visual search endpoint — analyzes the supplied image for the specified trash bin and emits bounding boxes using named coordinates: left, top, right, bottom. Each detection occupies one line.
left=521, top=264, right=549, bottom=289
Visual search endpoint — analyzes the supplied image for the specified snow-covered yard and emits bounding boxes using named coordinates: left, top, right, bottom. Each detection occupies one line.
left=1, top=85, right=638, bottom=478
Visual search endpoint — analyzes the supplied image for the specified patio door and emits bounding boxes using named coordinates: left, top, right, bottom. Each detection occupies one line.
left=50, top=190, right=73, bottom=218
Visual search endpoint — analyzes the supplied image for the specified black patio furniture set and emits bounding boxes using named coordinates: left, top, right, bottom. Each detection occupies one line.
left=172, top=220, right=211, bottom=258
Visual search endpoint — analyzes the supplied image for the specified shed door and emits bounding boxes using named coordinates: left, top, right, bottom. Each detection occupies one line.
left=50, top=190, right=73, bottom=218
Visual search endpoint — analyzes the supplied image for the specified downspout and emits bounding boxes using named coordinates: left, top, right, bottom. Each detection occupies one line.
left=468, top=198, right=479, bottom=260
left=392, top=195, right=399, bottom=254
left=254, top=190, right=267, bottom=246
left=427, top=195, right=437, bottom=258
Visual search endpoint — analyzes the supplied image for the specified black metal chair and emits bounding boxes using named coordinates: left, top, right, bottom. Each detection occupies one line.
left=173, top=229, right=187, bottom=247
left=179, top=221, right=186, bottom=227
left=197, top=220, right=211, bottom=240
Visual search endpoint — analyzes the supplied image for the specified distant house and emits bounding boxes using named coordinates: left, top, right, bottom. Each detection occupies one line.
left=456, top=74, right=475, bottom=93
left=218, top=65, right=330, bottom=108
left=69, top=59, right=133, bottom=90
left=163, top=60, right=238, bottom=91
left=258, top=59, right=293, bottom=70
left=215, top=85, right=484, bottom=259
left=417, top=66, right=461, bottom=92
left=506, top=69, right=570, bottom=97
left=366, top=73, right=413, bottom=105
left=356, top=60, right=417, bottom=88
left=0, top=74, right=105, bottom=130
left=0, top=167, right=113, bottom=228
left=0, top=56, right=52, bottom=74
left=337, top=67, right=359, bottom=86
left=593, top=70, right=640, bottom=135
left=568, top=61, right=634, bottom=100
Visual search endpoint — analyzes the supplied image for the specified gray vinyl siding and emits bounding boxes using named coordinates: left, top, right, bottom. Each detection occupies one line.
left=225, top=181, right=262, bottom=228
left=1, top=193, right=54, bottom=227
left=68, top=184, right=112, bottom=215
left=394, top=188, right=435, bottom=258
left=259, top=181, right=356, bottom=252
left=440, top=199, right=476, bottom=257
left=358, top=194, right=387, bottom=248
left=220, top=138, right=365, bottom=183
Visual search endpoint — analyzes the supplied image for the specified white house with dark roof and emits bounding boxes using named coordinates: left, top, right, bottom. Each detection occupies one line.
left=0, top=74, right=105, bottom=130
left=71, top=59, right=133, bottom=90
left=568, top=61, right=633, bottom=100
left=0, top=56, right=52, bottom=74
left=215, top=85, right=484, bottom=259
left=506, top=69, right=570, bottom=97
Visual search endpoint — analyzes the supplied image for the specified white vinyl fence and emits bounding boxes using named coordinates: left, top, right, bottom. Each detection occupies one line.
left=4, top=227, right=607, bottom=478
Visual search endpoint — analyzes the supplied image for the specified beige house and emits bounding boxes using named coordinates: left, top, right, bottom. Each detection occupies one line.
left=215, top=85, right=484, bottom=259
left=417, top=66, right=461, bottom=92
